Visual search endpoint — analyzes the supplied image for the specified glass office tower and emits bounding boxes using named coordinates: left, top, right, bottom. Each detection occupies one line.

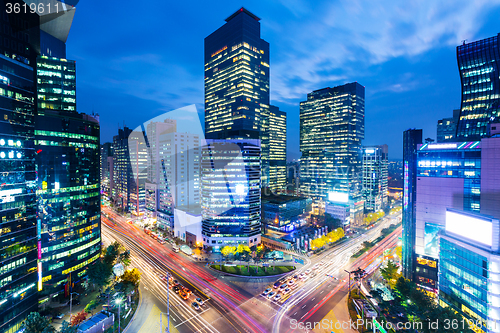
left=201, top=139, right=261, bottom=250
left=204, top=8, right=286, bottom=189
left=0, top=4, right=40, bottom=332
left=299, top=82, right=365, bottom=225
left=266, top=105, right=286, bottom=193
left=362, top=145, right=388, bottom=212
left=402, top=129, right=422, bottom=281
left=35, top=56, right=101, bottom=299
left=456, top=33, right=500, bottom=140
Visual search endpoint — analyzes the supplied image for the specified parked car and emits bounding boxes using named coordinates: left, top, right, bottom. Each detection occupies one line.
left=191, top=302, right=200, bottom=311
left=268, top=291, right=276, bottom=298
left=273, top=281, right=281, bottom=289
left=283, top=288, right=291, bottom=295
left=274, top=294, right=282, bottom=302
left=53, top=313, right=64, bottom=319
left=173, top=286, right=180, bottom=293
left=196, top=297, right=205, bottom=306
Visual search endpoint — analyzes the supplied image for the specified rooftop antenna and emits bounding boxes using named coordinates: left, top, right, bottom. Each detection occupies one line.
left=462, top=39, right=467, bottom=45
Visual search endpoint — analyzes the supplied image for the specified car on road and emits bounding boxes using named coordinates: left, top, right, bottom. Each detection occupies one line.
left=53, top=313, right=64, bottom=319
left=292, top=275, right=299, bottom=280
left=179, top=290, right=190, bottom=300
left=172, top=246, right=180, bottom=253
left=291, top=283, right=299, bottom=290
left=299, top=273, right=305, bottom=279
left=273, top=281, right=281, bottom=289
left=191, top=302, right=200, bottom=310
left=274, top=294, right=282, bottom=302
left=268, top=291, right=276, bottom=298
left=173, top=286, right=180, bottom=293
left=313, top=263, right=319, bottom=270
left=262, top=288, right=272, bottom=295
left=302, top=276, right=309, bottom=282
left=283, top=288, right=291, bottom=295
left=288, top=280, right=295, bottom=286
left=320, top=260, right=325, bottom=266
left=196, top=297, right=205, bottom=306
left=305, top=269, right=311, bottom=275
left=280, top=284, right=288, bottom=290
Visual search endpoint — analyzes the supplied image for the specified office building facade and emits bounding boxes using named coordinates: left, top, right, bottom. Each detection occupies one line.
left=456, top=34, right=500, bottom=141
left=403, top=136, right=500, bottom=289
left=156, top=132, right=200, bottom=231
left=113, top=127, right=133, bottom=211
left=201, top=139, right=261, bottom=249
left=299, top=82, right=365, bottom=225
left=362, top=145, right=388, bottom=212
left=0, top=4, right=40, bottom=330
left=261, top=194, right=312, bottom=232
left=101, top=142, right=114, bottom=198
left=437, top=109, right=460, bottom=142
left=204, top=8, right=286, bottom=189
left=439, top=209, right=500, bottom=333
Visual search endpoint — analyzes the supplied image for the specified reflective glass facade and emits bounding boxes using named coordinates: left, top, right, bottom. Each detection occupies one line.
left=204, top=8, right=286, bottom=189
left=362, top=145, right=388, bottom=212
left=35, top=56, right=101, bottom=298
left=201, top=139, right=261, bottom=249
left=299, top=83, right=365, bottom=224
left=456, top=34, right=500, bottom=140
left=113, top=127, right=133, bottom=211
left=0, top=52, right=38, bottom=333
left=437, top=109, right=460, bottom=142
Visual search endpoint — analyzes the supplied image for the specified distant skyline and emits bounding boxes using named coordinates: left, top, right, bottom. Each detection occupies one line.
left=67, top=0, right=500, bottom=159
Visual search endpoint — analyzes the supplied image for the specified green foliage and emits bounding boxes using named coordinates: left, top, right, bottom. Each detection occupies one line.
left=84, top=300, right=98, bottom=315
left=22, top=312, right=55, bottom=333
left=87, top=259, right=112, bottom=289
left=221, top=245, right=237, bottom=258
left=380, top=260, right=401, bottom=288
left=58, top=321, right=77, bottom=333
left=119, top=250, right=131, bottom=267
left=118, top=268, right=141, bottom=294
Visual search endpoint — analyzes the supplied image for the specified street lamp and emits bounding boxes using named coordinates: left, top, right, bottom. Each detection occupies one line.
left=159, top=272, right=172, bottom=332
left=116, top=298, right=122, bottom=332
left=69, top=292, right=79, bottom=319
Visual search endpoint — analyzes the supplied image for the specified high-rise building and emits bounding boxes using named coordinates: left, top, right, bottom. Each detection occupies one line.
left=299, top=82, right=365, bottom=225
left=402, top=134, right=500, bottom=289
left=35, top=54, right=101, bottom=300
left=456, top=34, right=500, bottom=141
left=101, top=143, right=114, bottom=198
left=437, top=109, right=460, bottom=142
left=266, top=105, right=286, bottom=193
left=439, top=209, right=500, bottom=332
left=362, top=145, right=388, bottom=212
left=0, top=3, right=40, bottom=330
left=156, top=132, right=201, bottom=231
left=402, top=129, right=422, bottom=281
left=204, top=8, right=286, bottom=189
left=201, top=139, right=261, bottom=249
left=113, top=127, right=133, bottom=211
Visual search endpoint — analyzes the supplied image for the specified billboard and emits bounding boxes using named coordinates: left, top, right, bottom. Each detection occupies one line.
left=328, top=191, right=349, bottom=203
left=445, top=210, right=493, bottom=247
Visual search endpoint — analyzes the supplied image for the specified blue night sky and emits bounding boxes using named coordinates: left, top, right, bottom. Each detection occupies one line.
left=67, top=0, right=500, bottom=160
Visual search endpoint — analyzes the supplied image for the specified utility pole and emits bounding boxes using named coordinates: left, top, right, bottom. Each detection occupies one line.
left=344, top=270, right=352, bottom=299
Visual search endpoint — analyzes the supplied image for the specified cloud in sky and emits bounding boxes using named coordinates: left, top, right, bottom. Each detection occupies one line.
left=270, top=0, right=500, bottom=101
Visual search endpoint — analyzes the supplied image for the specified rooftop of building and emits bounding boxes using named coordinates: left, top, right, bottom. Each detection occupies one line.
left=225, top=7, right=260, bottom=22
left=175, top=204, right=202, bottom=215
left=262, top=194, right=309, bottom=205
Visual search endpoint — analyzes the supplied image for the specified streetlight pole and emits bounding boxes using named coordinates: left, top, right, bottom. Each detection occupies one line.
left=344, top=270, right=352, bottom=299
left=116, top=298, right=122, bottom=332
left=160, top=272, right=171, bottom=332
left=69, top=292, right=79, bottom=319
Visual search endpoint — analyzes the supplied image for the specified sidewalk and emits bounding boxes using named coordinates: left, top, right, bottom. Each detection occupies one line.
left=51, top=290, right=103, bottom=330
left=123, top=282, right=159, bottom=332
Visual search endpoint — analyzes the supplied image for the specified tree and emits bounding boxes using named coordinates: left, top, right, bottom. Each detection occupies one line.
left=84, top=300, right=98, bottom=315
left=119, top=249, right=131, bottom=267
left=70, top=310, right=87, bottom=326
left=120, top=268, right=142, bottom=292
left=22, top=312, right=55, bottom=333
left=87, top=259, right=112, bottom=290
left=380, top=260, right=400, bottom=287
left=59, top=321, right=77, bottom=333
left=236, top=244, right=251, bottom=254
left=395, top=245, right=402, bottom=260
left=221, top=245, right=236, bottom=258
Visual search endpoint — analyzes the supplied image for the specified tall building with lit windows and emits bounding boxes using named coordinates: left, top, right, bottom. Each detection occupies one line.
left=299, top=82, right=365, bottom=225
left=201, top=139, right=261, bottom=250
left=266, top=105, right=286, bottom=193
left=362, top=145, right=388, bottom=212
left=402, top=134, right=500, bottom=290
left=35, top=57, right=101, bottom=300
left=456, top=33, right=500, bottom=141
left=204, top=8, right=286, bottom=189
left=0, top=2, right=40, bottom=331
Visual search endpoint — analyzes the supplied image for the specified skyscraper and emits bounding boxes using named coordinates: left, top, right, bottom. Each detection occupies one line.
left=101, top=142, right=114, bottom=199
left=204, top=8, right=286, bottom=189
left=0, top=3, right=40, bottom=330
left=201, top=139, right=261, bottom=249
left=299, top=82, right=365, bottom=225
left=266, top=105, right=286, bottom=193
left=35, top=56, right=101, bottom=300
left=402, top=129, right=422, bottom=281
left=456, top=33, right=500, bottom=140
left=436, top=109, right=460, bottom=142
left=362, top=145, right=388, bottom=212
left=113, top=127, right=133, bottom=211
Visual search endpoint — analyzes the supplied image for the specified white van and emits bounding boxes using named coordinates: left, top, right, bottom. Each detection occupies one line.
left=172, top=246, right=180, bottom=253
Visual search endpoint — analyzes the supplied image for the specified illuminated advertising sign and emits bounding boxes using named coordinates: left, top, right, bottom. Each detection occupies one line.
left=328, top=191, right=349, bottom=203
left=365, top=148, right=375, bottom=154
left=446, top=210, right=493, bottom=247
left=0, top=188, right=22, bottom=203
left=38, top=262, right=42, bottom=291
left=427, top=143, right=458, bottom=149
